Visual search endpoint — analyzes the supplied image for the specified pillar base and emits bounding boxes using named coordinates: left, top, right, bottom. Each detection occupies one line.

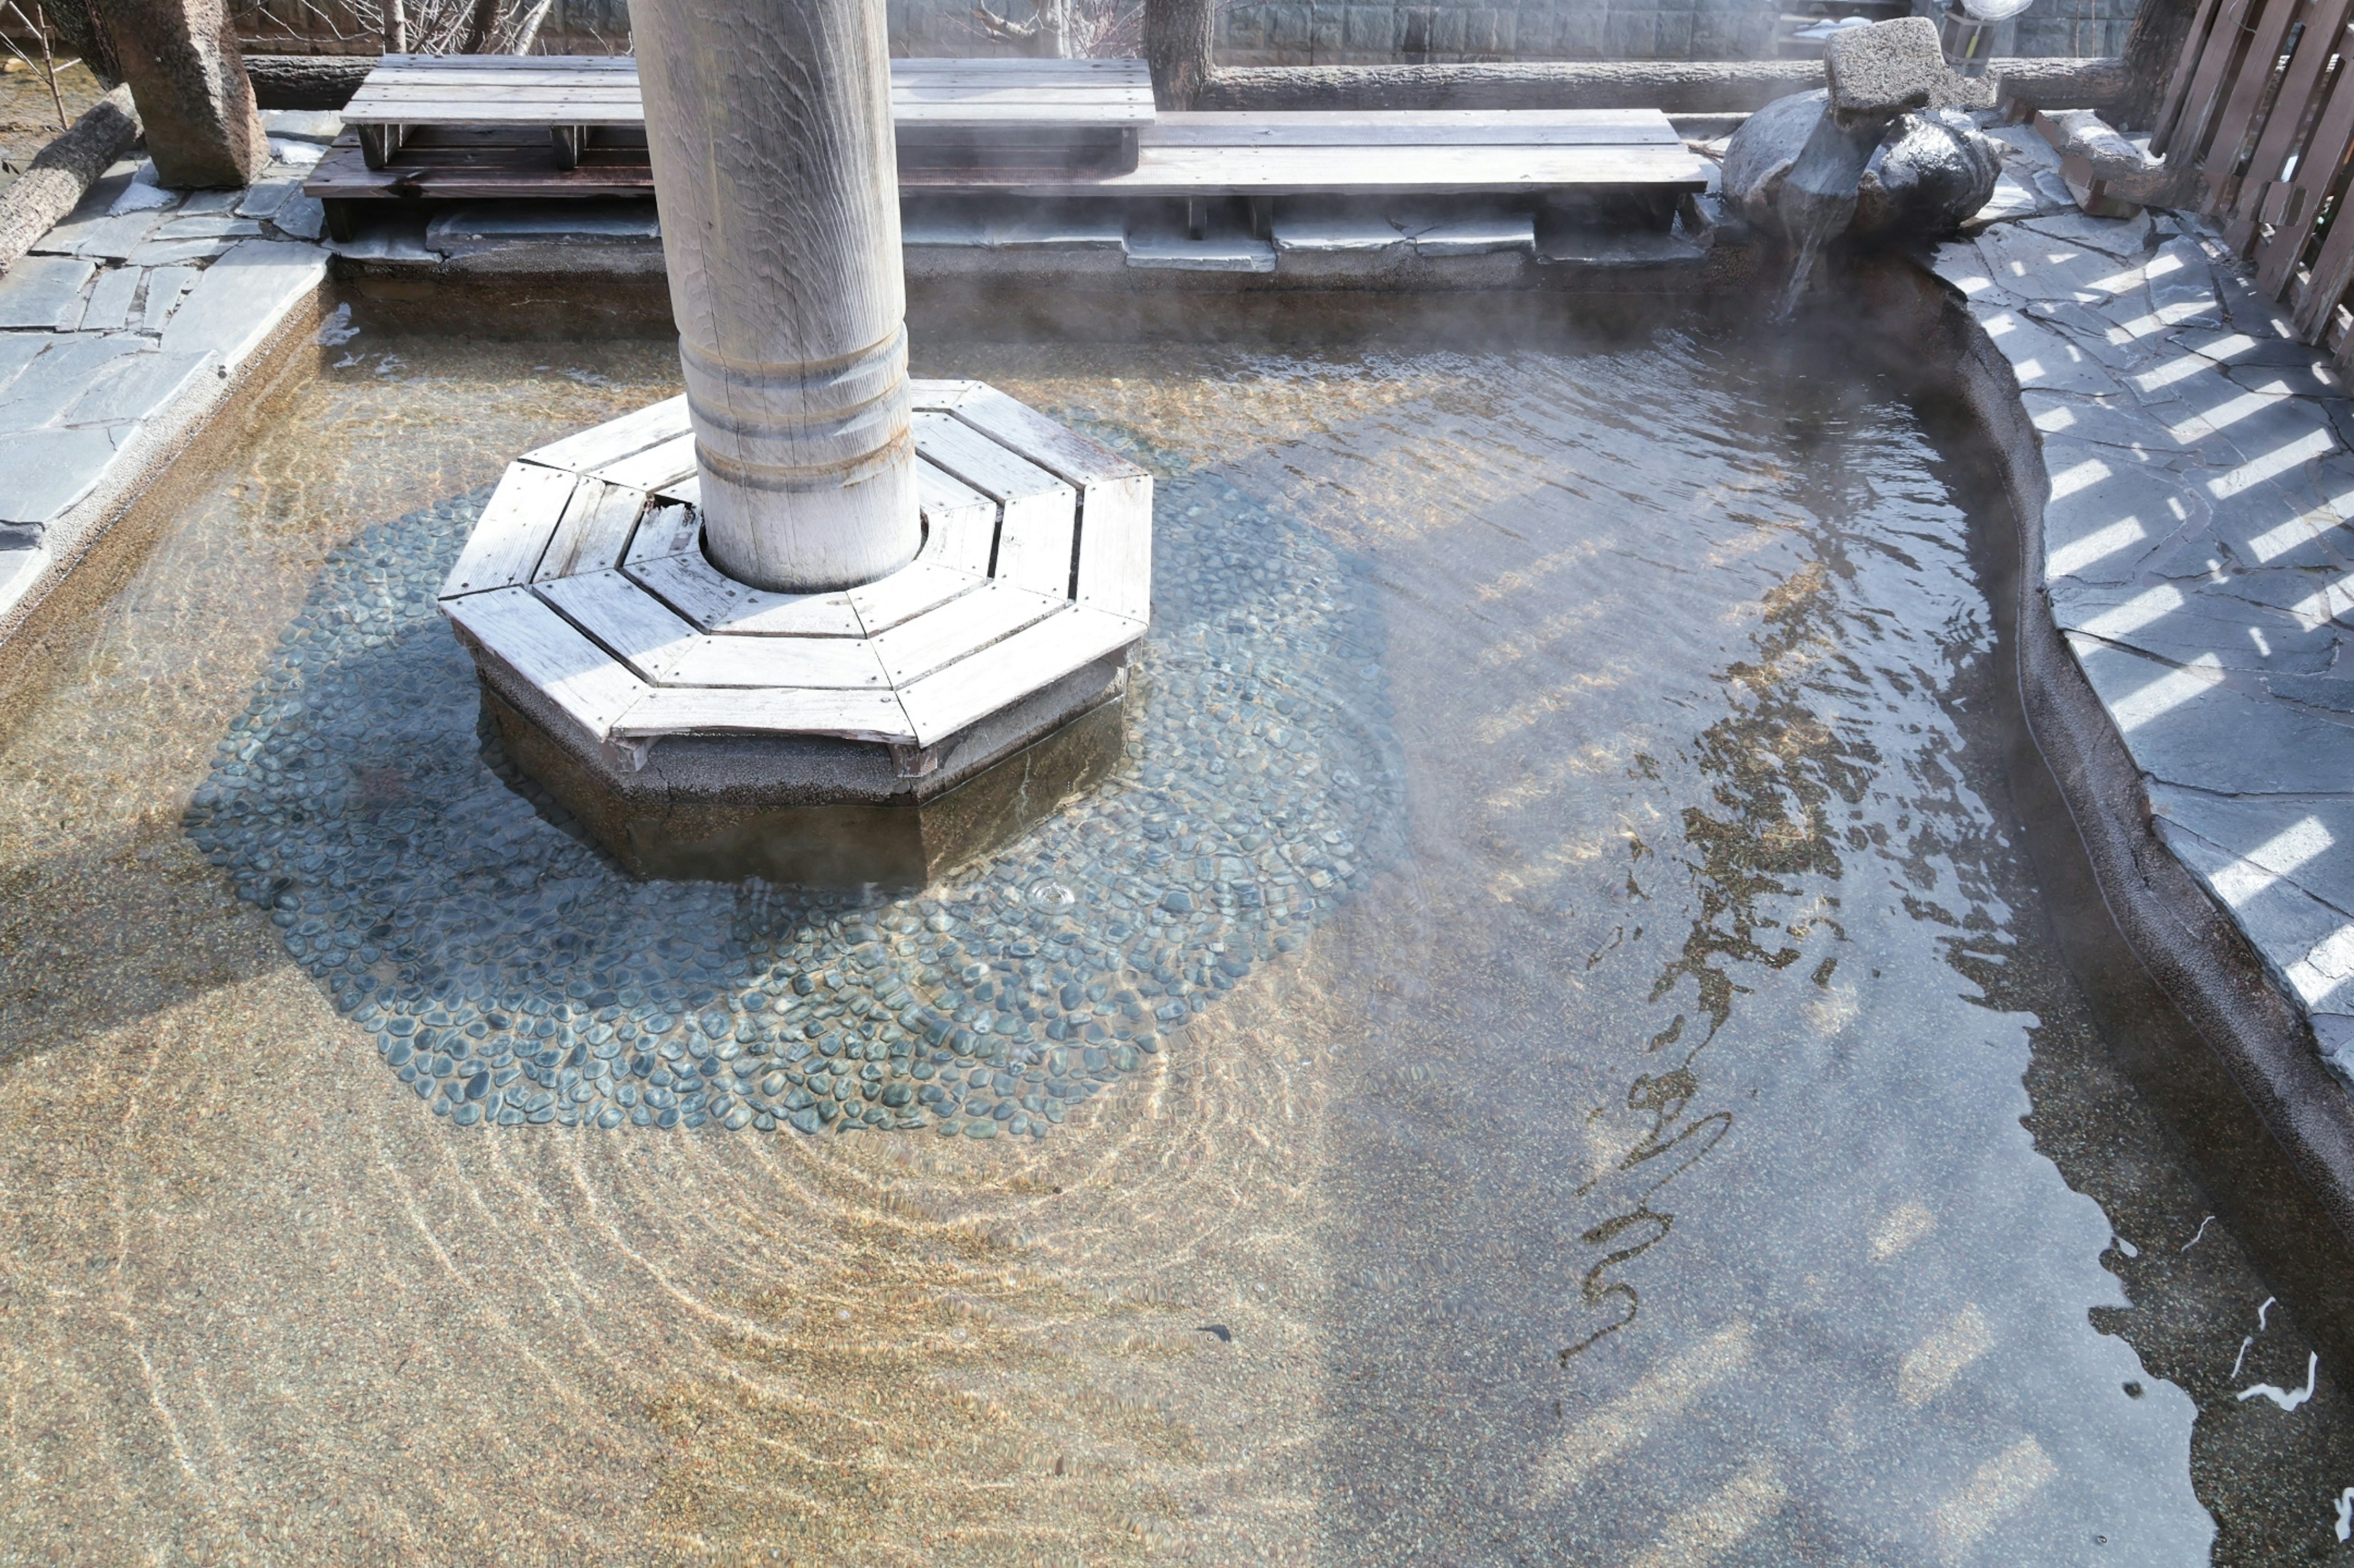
left=436, top=380, right=1152, bottom=888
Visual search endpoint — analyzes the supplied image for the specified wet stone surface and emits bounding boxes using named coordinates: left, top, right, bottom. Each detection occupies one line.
left=183, top=471, right=1404, bottom=1137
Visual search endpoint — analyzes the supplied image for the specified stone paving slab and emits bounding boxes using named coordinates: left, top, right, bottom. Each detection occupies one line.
left=1934, top=140, right=2354, bottom=1082
left=0, top=256, right=98, bottom=329
left=0, top=140, right=332, bottom=649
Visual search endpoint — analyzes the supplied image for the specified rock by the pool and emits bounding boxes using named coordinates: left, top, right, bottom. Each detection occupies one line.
left=1724, top=91, right=2002, bottom=243
left=1823, top=16, right=1950, bottom=124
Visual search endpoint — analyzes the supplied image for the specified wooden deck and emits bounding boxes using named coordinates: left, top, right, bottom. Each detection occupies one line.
left=438, top=382, right=1152, bottom=755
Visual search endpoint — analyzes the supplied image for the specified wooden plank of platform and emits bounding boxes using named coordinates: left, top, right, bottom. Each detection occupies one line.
left=1149, top=110, right=1680, bottom=147
left=849, top=559, right=986, bottom=636
left=440, top=460, right=576, bottom=598
left=910, top=378, right=986, bottom=411
left=949, top=386, right=1151, bottom=619
left=661, top=633, right=891, bottom=690
left=623, top=500, right=700, bottom=567
left=443, top=585, right=649, bottom=744
left=596, top=432, right=699, bottom=493
left=895, top=604, right=1143, bottom=745
left=628, top=550, right=867, bottom=638
left=912, top=411, right=1076, bottom=597
left=869, top=579, right=1067, bottom=686
left=525, top=394, right=690, bottom=474
left=535, top=478, right=647, bottom=582
left=915, top=459, right=1000, bottom=576
left=611, top=685, right=918, bottom=746
left=343, top=55, right=1151, bottom=130
left=535, top=568, right=701, bottom=682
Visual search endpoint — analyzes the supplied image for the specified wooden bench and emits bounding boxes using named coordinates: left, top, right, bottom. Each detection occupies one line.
left=339, top=54, right=1155, bottom=173
left=309, top=56, right=1707, bottom=244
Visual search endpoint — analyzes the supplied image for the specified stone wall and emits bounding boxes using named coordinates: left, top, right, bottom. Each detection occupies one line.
left=7, top=0, right=2129, bottom=68
left=893, top=0, right=2137, bottom=63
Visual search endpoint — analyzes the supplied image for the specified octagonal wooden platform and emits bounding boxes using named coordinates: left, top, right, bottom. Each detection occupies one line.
left=436, top=380, right=1152, bottom=772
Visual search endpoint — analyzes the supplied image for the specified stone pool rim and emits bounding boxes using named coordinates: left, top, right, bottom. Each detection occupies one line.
left=1861, top=252, right=2354, bottom=1362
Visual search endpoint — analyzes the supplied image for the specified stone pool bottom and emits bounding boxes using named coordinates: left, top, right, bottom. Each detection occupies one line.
left=3, top=306, right=2352, bottom=1562
left=183, top=470, right=1400, bottom=1138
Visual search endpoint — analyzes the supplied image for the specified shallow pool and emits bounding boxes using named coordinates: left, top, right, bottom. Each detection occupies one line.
left=0, top=294, right=2345, bottom=1564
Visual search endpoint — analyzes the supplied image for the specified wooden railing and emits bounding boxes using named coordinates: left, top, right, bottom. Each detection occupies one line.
left=2155, top=0, right=2354, bottom=354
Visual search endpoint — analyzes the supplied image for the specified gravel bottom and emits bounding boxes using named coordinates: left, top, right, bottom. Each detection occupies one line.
left=184, top=457, right=1404, bottom=1138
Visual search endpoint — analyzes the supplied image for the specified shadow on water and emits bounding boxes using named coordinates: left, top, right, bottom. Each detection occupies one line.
left=1012, top=295, right=2354, bottom=1563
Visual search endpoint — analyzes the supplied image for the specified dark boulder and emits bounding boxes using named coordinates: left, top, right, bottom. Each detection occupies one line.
left=1724, top=89, right=2002, bottom=244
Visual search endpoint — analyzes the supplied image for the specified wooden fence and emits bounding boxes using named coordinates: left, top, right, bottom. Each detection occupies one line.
left=2154, top=0, right=2354, bottom=356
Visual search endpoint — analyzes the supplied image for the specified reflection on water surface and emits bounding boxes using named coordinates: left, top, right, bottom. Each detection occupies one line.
left=0, top=299, right=2348, bottom=1564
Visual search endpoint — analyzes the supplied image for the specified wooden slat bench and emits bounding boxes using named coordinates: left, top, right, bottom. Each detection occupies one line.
left=309, top=77, right=1708, bottom=248
left=341, top=54, right=1156, bottom=173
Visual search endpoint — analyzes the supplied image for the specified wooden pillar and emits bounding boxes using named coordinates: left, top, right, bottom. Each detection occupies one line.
left=93, top=0, right=266, bottom=187
left=632, top=0, right=921, bottom=595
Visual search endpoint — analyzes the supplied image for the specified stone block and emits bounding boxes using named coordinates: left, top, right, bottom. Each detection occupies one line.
left=2040, top=436, right=2204, bottom=583
left=73, top=267, right=142, bottom=335
left=1978, top=308, right=2123, bottom=395
left=482, top=671, right=1128, bottom=886
left=0, top=334, right=149, bottom=427
left=235, top=177, right=299, bottom=219
left=129, top=237, right=237, bottom=267
left=2146, top=235, right=2222, bottom=328
left=1823, top=18, right=1951, bottom=123
left=159, top=239, right=329, bottom=365
left=2021, top=390, right=2196, bottom=453
left=0, top=256, right=97, bottom=330
left=140, top=265, right=200, bottom=332
left=1271, top=211, right=1411, bottom=255
left=0, top=427, right=120, bottom=524
left=109, top=168, right=180, bottom=215
left=1976, top=221, right=2141, bottom=302
left=30, top=206, right=163, bottom=261
left=0, top=334, right=47, bottom=396
left=156, top=215, right=264, bottom=241
left=2019, top=208, right=2152, bottom=259
left=60, top=349, right=214, bottom=429
left=2068, top=633, right=2354, bottom=794
left=424, top=202, right=661, bottom=251
left=0, top=543, right=48, bottom=622
left=1396, top=204, right=1536, bottom=256
left=1125, top=232, right=1278, bottom=272
left=270, top=195, right=326, bottom=242
left=2052, top=578, right=2337, bottom=673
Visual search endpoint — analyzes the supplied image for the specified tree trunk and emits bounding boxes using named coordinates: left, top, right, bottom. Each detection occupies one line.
left=1145, top=0, right=1214, bottom=109
left=2117, top=0, right=2200, bottom=130
left=92, top=0, right=267, bottom=186
left=632, top=0, right=920, bottom=594
left=35, top=0, right=118, bottom=87
left=0, top=83, right=139, bottom=272
left=459, top=0, right=501, bottom=53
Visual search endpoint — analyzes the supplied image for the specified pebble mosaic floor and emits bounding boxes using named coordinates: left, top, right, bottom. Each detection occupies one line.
left=183, top=460, right=1404, bottom=1137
